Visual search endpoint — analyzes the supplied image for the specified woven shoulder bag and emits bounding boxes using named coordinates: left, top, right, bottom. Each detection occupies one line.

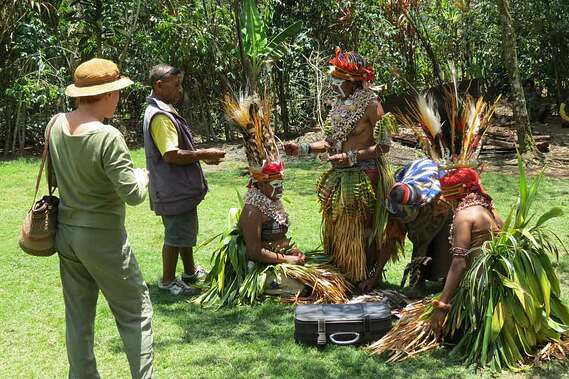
left=19, top=115, right=59, bottom=256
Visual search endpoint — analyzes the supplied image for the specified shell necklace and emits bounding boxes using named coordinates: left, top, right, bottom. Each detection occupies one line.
left=245, top=187, right=288, bottom=225
left=326, top=88, right=377, bottom=153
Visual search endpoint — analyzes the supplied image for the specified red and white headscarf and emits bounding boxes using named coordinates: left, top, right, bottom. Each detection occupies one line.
left=328, top=47, right=375, bottom=82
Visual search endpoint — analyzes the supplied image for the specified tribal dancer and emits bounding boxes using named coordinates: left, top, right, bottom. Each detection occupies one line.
left=369, top=90, right=569, bottom=369
left=285, top=48, right=394, bottom=283
left=197, top=95, right=350, bottom=307
left=359, top=158, right=453, bottom=294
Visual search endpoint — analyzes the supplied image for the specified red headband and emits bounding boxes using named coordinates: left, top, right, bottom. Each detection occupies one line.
left=250, top=161, right=285, bottom=182
left=440, top=168, right=483, bottom=201
left=328, top=48, right=374, bottom=82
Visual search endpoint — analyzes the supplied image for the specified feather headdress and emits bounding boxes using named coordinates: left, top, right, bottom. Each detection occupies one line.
left=397, top=88, right=500, bottom=169
left=328, top=47, right=375, bottom=82
left=224, top=93, right=283, bottom=181
left=396, top=80, right=500, bottom=200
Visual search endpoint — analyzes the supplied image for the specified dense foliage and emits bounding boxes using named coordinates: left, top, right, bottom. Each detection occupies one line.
left=1, top=0, right=568, bottom=156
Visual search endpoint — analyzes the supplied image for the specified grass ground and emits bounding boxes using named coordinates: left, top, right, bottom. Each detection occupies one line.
left=1, top=150, right=568, bottom=379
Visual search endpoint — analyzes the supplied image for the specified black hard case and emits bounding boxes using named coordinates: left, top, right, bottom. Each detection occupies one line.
left=294, top=301, right=392, bottom=347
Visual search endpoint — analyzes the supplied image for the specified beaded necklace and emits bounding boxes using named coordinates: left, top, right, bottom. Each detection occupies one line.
left=448, top=192, right=495, bottom=246
left=326, top=88, right=377, bottom=153
left=245, top=187, right=288, bottom=226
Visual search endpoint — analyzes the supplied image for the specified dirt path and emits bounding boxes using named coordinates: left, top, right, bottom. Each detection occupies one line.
left=201, top=138, right=569, bottom=178
left=201, top=102, right=569, bottom=178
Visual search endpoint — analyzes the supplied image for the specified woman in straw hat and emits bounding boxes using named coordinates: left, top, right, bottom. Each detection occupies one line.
left=48, top=58, right=154, bottom=378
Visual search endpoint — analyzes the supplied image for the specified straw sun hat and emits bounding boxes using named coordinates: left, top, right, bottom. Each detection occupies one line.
left=65, top=58, right=133, bottom=97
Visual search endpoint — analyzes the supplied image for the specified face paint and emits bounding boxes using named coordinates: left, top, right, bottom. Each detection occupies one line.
left=330, top=77, right=346, bottom=98
left=269, top=180, right=283, bottom=199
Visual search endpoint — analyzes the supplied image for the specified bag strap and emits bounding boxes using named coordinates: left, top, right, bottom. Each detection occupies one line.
left=31, top=114, right=58, bottom=208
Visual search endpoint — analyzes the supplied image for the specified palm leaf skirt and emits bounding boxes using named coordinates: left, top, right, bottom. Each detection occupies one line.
left=195, top=208, right=352, bottom=307
left=317, top=162, right=393, bottom=282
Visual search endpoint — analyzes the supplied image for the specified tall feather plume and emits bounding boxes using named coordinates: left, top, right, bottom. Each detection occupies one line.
left=223, top=93, right=280, bottom=168
left=416, top=94, right=442, bottom=140
left=461, top=96, right=484, bottom=161
left=397, top=94, right=443, bottom=161
left=397, top=108, right=437, bottom=160
left=472, top=95, right=501, bottom=160
left=460, top=96, right=476, bottom=161
left=443, top=89, right=455, bottom=153
left=445, top=62, right=459, bottom=156
left=398, top=81, right=499, bottom=168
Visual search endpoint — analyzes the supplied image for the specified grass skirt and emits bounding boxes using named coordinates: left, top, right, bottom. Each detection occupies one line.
left=317, top=162, right=393, bottom=282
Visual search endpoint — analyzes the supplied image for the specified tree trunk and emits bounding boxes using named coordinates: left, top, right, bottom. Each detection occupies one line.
left=274, top=62, right=290, bottom=136
left=205, top=106, right=215, bottom=142
left=406, top=12, right=443, bottom=85
left=118, top=0, right=142, bottom=62
left=19, top=113, right=25, bottom=156
left=496, top=0, right=532, bottom=152
left=95, top=0, right=103, bottom=55
left=11, top=101, right=22, bottom=156
left=543, top=0, right=562, bottom=105
left=224, top=123, right=231, bottom=142
left=3, top=102, right=14, bottom=157
left=233, top=0, right=253, bottom=90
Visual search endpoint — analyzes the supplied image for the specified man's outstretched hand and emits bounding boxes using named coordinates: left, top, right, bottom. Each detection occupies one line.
left=200, top=148, right=225, bottom=164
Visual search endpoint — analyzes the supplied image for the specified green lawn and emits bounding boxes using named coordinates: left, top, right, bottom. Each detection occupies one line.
left=1, top=150, right=568, bottom=379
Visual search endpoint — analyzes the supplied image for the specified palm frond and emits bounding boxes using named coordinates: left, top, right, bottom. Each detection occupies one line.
left=367, top=300, right=440, bottom=362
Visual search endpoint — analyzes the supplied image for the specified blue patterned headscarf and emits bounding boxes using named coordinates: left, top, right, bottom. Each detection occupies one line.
left=387, top=158, right=443, bottom=218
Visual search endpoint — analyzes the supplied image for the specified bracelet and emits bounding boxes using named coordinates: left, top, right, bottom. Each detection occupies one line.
left=299, top=143, right=311, bottom=156
left=346, top=150, right=358, bottom=166
left=432, top=299, right=451, bottom=313
left=450, top=246, right=469, bottom=258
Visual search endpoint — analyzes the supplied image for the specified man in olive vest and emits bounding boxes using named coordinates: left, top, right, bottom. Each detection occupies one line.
left=143, top=64, right=225, bottom=296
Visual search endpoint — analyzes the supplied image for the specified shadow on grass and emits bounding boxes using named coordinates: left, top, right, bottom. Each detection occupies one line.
left=145, top=285, right=461, bottom=378
left=528, top=361, right=569, bottom=378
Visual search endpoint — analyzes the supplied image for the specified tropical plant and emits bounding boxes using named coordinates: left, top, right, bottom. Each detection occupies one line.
left=237, top=0, right=301, bottom=91
left=2, top=0, right=569, bottom=154
left=369, top=153, right=569, bottom=370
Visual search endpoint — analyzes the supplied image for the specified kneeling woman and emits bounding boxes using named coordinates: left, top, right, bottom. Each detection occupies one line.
left=240, top=162, right=307, bottom=297
left=198, top=95, right=350, bottom=307
left=430, top=168, right=503, bottom=331
left=369, top=92, right=569, bottom=368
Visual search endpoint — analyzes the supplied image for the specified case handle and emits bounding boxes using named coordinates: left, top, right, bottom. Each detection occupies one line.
left=317, top=319, right=326, bottom=346
left=329, top=332, right=361, bottom=345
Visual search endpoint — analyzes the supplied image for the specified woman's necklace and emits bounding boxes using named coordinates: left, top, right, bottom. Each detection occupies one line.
left=326, top=88, right=377, bottom=153
left=245, top=187, right=288, bottom=225
left=448, top=192, right=495, bottom=245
